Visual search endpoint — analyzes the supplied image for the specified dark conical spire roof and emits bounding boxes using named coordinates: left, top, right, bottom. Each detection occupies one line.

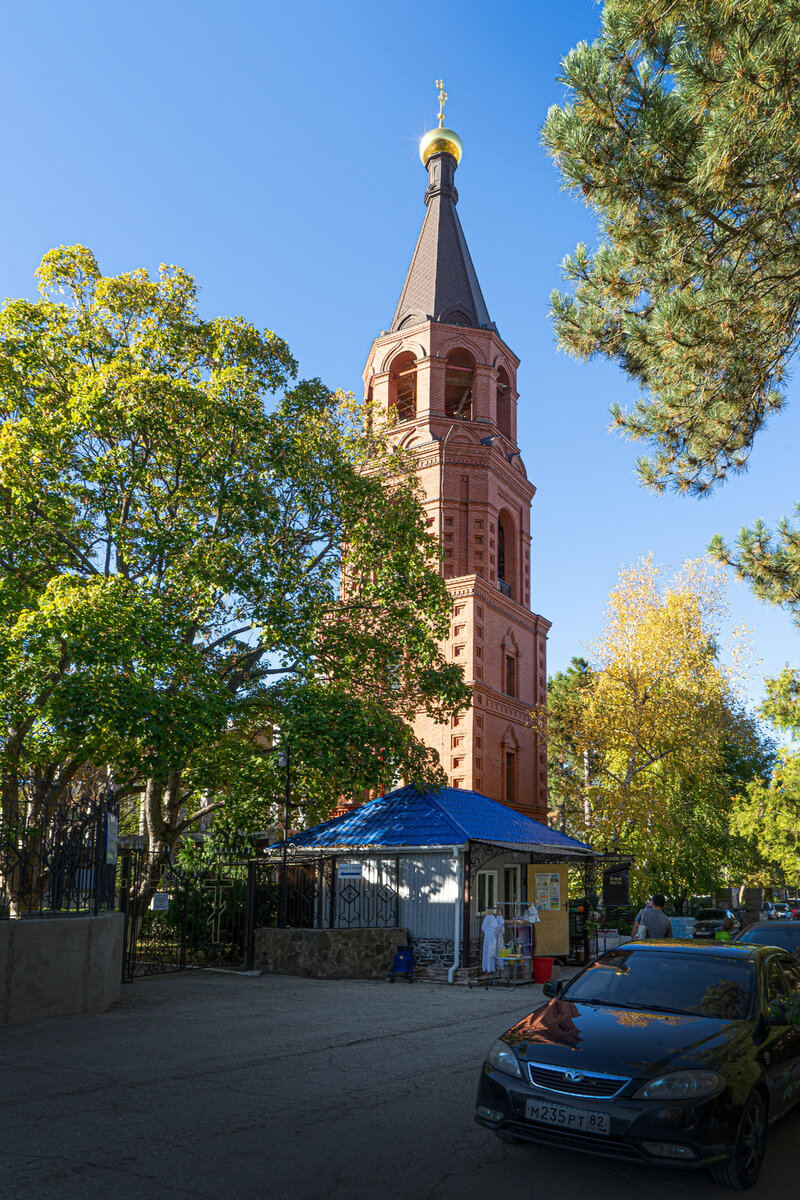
left=390, top=146, right=494, bottom=334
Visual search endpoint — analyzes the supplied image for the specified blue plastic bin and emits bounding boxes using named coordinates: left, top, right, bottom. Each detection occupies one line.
left=389, top=947, right=414, bottom=982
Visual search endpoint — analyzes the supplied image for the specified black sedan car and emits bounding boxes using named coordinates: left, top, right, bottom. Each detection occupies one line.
left=735, top=921, right=800, bottom=959
left=475, top=941, right=800, bottom=1189
left=693, top=908, right=740, bottom=938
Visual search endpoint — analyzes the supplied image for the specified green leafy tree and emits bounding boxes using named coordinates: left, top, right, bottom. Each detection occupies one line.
left=0, top=247, right=470, bottom=881
left=536, top=557, right=772, bottom=896
left=730, top=662, right=800, bottom=887
left=546, top=657, right=600, bottom=832
left=543, top=0, right=800, bottom=623
left=731, top=751, right=800, bottom=888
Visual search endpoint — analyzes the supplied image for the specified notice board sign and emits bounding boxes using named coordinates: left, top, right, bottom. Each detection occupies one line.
left=527, top=864, right=569, bottom=956
left=602, top=866, right=629, bottom=906
left=150, top=892, right=170, bottom=912
left=337, top=863, right=362, bottom=879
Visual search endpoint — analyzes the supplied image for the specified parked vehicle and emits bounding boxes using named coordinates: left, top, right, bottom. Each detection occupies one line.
left=735, top=921, right=800, bottom=959
left=693, top=908, right=740, bottom=939
left=475, top=941, right=800, bottom=1188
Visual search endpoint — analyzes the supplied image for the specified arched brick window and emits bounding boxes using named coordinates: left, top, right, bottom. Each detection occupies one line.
left=445, top=348, right=474, bottom=420
left=505, top=750, right=517, bottom=806
left=496, top=367, right=511, bottom=438
left=389, top=352, right=417, bottom=421
left=497, top=508, right=517, bottom=600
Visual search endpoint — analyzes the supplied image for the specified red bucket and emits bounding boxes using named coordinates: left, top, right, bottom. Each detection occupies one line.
left=532, top=957, right=554, bottom=984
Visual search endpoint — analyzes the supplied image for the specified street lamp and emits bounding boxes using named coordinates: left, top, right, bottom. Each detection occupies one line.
left=482, top=434, right=521, bottom=464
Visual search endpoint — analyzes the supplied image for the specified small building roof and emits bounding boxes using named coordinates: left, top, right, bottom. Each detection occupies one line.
left=272, top=786, right=594, bottom=855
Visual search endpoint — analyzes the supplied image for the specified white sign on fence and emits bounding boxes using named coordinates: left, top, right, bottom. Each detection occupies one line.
left=150, top=892, right=171, bottom=911
left=337, top=863, right=363, bottom=879
left=105, top=813, right=119, bottom=865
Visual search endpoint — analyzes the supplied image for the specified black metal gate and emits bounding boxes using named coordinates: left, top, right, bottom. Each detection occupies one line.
left=118, top=850, right=400, bottom=982
left=119, top=850, right=278, bottom=982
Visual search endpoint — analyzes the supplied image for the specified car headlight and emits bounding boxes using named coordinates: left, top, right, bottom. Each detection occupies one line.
left=485, top=1039, right=522, bottom=1079
left=634, top=1070, right=722, bottom=1101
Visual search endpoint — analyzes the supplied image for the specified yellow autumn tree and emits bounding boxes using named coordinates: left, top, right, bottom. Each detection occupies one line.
left=539, top=557, right=764, bottom=895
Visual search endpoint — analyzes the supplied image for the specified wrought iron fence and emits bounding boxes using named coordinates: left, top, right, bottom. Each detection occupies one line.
left=0, top=782, right=118, bottom=917
left=118, top=849, right=401, bottom=983
left=119, top=851, right=281, bottom=980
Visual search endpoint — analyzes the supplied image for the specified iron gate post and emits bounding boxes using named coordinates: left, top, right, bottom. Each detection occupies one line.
left=244, top=860, right=257, bottom=971
left=119, top=847, right=131, bottom=983
left=180, top=875, right=190, bottom=972
left=279, top=744, right=290, bottom=928
left=395, top=856, right=400, bottom=927
left=93, top=804, right=104, bottom=917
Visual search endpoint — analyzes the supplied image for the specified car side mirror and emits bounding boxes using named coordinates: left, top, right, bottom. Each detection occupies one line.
left=542, top=979, right=562, bottom=998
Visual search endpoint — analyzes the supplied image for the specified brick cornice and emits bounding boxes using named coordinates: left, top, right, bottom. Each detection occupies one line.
left=445, top=575, right=552, bottom=635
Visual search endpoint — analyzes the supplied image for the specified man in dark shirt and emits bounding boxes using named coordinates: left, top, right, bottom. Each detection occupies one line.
left=632, top=894, right=672, bottom=939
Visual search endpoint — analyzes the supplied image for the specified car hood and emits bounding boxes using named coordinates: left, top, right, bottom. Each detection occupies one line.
left=503, top=1000, right=750, bottom=1078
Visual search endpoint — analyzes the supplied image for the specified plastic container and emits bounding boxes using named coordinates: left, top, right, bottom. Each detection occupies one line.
left=390, top=947, right=414, bottom=981
left=532, top=956, right=554, bottom=983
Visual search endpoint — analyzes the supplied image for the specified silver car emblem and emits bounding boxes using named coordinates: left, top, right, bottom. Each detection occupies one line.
left=564, top=1070, right=585, bottom=1082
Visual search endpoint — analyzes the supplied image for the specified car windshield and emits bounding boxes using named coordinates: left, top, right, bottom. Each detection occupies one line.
left=564, top=949, right=754, bottom=1019
left=695, top=910, right=725, bottom=921
left=739, top=926, right=800, bottom=953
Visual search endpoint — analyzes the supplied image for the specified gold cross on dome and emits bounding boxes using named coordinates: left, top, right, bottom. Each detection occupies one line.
left=436, top=79, right=447, bottom=127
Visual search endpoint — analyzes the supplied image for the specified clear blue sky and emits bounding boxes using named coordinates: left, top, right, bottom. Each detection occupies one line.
left=3, top=0, right=798, bottom=716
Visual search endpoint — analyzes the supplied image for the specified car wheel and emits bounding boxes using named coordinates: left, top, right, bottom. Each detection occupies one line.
left=495, top=1130, right=527, bottom=1146
left=710, top=1091, right=767, bottom=1190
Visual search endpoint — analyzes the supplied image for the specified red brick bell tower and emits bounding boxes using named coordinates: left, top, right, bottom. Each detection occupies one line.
left=361, top=109, right=551, bottom=822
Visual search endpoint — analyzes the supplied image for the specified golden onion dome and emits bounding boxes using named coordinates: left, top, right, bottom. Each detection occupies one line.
left=419, top=125, right=462, bottom=166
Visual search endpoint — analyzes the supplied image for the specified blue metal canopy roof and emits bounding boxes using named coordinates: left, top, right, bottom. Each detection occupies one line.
left=273, top=786, right=593, bottom=854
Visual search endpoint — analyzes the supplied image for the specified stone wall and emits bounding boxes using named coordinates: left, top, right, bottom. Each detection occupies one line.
left=0, top=911, right=124, bottom=1024
left=410, top=936, right=454, bottom=968
left=255, top=926, right=408, bottom=979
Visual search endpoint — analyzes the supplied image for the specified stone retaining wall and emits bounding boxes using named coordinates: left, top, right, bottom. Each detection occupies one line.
left=0, top=911, right=124, bottom=1024
left=255, top=926, right=408, bottom=979
left=409, top=936, right=454, bottom=968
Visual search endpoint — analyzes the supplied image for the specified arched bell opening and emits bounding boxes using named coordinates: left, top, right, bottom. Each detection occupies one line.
left=388, top=351, right=417, bottom=422
left=496, top=367, right=512, bottom=439
left=444, top=348, right=475, bottom=420
left=497, top=507, right=517, bottom=601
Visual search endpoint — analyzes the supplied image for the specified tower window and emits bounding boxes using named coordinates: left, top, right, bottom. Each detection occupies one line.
left=497, top=511, right=516, bottom=600
left=505, top=655, right=516, bottom=697
left=445, top=349, right=474, bottom=420
left=496, top=367, right=512, bottom=438
left=389, top=351, right=417, bottom=421
left=505, top=752, right=517, bottom=806
left=498, top=520, right=510, bottom=597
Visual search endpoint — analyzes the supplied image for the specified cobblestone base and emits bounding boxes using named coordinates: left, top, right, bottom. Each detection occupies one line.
left=254, top=926, right=407, bottom=980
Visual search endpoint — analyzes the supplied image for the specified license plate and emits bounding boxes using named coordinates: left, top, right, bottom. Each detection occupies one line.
left=525, top=1098, right=610, bottom=1135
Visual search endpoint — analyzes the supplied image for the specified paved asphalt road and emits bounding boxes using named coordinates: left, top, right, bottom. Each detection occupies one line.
left=3, top=971, right=800, bottom=1199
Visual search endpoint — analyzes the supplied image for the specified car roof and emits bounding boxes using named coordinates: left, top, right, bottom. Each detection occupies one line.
left=615, top=938, right=763, bottom=959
